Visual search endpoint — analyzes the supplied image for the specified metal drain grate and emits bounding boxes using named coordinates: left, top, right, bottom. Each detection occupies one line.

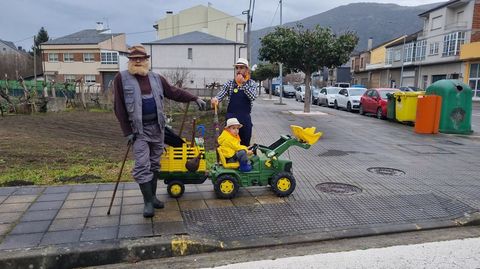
left=182, top=194, right=476, bottom=240
left=367, top=167, right=405, bottom=176
left=315, top=182, right=362, bottom=195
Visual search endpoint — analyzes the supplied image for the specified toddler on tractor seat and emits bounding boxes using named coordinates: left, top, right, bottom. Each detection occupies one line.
left=217, top=118, right=253, bottom=172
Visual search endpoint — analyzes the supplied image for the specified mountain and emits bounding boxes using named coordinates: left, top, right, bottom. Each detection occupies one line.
left=250, top=2, right=442, bottom=65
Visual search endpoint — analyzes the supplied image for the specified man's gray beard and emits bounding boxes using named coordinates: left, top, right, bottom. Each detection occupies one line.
left=128, top=63, right=149, bottom=76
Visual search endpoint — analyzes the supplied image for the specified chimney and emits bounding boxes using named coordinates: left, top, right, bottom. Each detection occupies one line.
left=367, top=37, right=373, bottom=51
left=96, top=22, right=104, bottom=31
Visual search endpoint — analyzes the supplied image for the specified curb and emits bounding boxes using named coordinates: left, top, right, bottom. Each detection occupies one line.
left=0, top=235, right=223, bottom=269
left=0, top=215, right=479, bottom=268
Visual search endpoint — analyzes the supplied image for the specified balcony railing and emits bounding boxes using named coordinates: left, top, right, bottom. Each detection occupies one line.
left=444, top=21, right=468, bottom=31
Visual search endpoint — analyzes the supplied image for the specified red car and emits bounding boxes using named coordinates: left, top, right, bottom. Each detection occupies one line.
left=359, top=88, right=399, bottom=119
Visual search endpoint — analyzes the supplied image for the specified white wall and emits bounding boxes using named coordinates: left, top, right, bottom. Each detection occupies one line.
left=147, top=44, right=238, bottom=88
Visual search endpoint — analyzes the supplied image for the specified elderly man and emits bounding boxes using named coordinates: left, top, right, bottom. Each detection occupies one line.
left=211, top=58, right=257, bottom=146
left=114, top=45, right=206, bottom=218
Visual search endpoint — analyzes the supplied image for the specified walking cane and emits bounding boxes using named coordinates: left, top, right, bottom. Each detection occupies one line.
left=107, top=141, right=132, bottom=215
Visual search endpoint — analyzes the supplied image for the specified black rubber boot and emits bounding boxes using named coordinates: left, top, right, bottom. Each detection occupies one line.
left=139, top=181, right=155, bottom=218
left=151, top=172, right=165, bottom=209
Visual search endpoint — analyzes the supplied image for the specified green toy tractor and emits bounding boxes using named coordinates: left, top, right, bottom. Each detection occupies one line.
left=210, top=125, right=322, bottom=199
left=157, top=125, right=322, bottom=199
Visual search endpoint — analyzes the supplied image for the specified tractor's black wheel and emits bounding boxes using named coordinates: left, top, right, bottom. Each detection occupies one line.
left=214, top=174, right=239, bottom=199
left=167, top=180, right=185, bottom=198
left=270, top=172, right=296, bottom=197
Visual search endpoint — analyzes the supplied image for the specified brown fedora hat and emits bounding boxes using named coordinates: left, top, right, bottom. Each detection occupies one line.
left=128, top=45, right=150, bottom=59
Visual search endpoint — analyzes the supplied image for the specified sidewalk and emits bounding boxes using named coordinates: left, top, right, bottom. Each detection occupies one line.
left=1, top=98, right=480, bottom=268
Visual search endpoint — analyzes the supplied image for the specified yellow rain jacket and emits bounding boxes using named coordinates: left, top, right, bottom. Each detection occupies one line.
left=218, top=129, right=248, bottom=158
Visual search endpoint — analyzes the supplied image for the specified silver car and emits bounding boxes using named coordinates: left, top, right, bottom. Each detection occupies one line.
left=317, top=87, right=341, bottom=107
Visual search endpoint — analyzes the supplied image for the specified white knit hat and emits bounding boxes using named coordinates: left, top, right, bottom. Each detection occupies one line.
left=225, top=118, right=243, bottom=128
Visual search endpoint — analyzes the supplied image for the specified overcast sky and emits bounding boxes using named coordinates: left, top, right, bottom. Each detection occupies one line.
left=1, top=0, right=442, bottom=50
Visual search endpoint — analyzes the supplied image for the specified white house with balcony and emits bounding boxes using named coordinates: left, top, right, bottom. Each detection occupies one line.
left=414, top=0, right=475, bottom=86
left=40, top=24, right=127, bottom=92
left=143, top=31, right=246, bottom=88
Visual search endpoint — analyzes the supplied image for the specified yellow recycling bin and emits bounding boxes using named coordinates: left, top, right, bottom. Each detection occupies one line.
left=394, top=91, right=425, bottom=122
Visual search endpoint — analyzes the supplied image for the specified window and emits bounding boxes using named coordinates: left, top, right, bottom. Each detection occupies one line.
left=394, top=49, right=402, bottom=61
left=360, top=57, right=364, bottom=68
left=457, top=11, right=464, bottom=22
left=48, top=53, right=59, bottom=62
left=385, top=48, right=393, bottom=64
left=415, top=40, right=427, bottom=61
left=431, top=15, right=442, bottom=30
left=85, top=75, right=96, bottom=83
left=404, top=42, right=415, bottom=62
left=101, top=51, right=118, bottom=64
left=469, top=63, right=480, bottom=98
left=83, top=53, right=95, bottom=62
left=187, top=48, right=192, bottom=60
left=63, top=53, right=74, bottom=62
left=432, top=74, right=447, bottom=83
left=443, top=31, right=465, bottom=56
left=429, top=42, right=439, bottom=55
left=64, top=75, right=76, bottom=83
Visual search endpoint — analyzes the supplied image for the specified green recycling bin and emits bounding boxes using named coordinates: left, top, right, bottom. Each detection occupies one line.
left=425, top=79, right=472, bottom=134
left=386, top=93, right=396, bottom=120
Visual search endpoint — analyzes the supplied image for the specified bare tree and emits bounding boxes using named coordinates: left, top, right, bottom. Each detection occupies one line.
left=163, top=67, right=191, bottom=88
left=284, top=72, right=305, bottom=86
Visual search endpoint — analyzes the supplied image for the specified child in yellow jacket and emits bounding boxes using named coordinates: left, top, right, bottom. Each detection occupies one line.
left=218, top=118, right=253, bottom=172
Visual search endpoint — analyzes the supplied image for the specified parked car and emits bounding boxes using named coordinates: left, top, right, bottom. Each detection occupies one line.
left=295, top=86, right=305, bottom=102
left=317, top=87, right=341, bottom=107
left=334, top=87, right=367, bottom=112
left=312, top=87, right=320, bottom=104
left=295, top=86, right=320, bottom=103
left=359, top=88, right=399, bottom=119
left=282, top=85, right=296, bottom=98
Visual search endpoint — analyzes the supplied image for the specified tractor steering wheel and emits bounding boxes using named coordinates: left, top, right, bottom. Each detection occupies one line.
left=249, top=144, right=259, bottom=156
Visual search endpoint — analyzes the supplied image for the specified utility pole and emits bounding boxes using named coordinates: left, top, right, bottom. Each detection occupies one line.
left=33, top=35, right=37, bottom=87
left=279, top=0, right=283, bottom=105
left=400, top=34, right=406, bottom=87
left=244, top=0, right=254, bottom=65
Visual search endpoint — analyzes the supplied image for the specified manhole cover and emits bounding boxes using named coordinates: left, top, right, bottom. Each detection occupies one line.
left=315, top=182, right=362, bottom=195
left=367, top=167, right=405, bottom=176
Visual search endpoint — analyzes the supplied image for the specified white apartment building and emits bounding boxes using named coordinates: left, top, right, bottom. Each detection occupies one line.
left=384, top=0, right=477, bottom=88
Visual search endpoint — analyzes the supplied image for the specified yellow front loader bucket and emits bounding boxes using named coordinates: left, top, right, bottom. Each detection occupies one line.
left=290, top=125, right=323, bottom=145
